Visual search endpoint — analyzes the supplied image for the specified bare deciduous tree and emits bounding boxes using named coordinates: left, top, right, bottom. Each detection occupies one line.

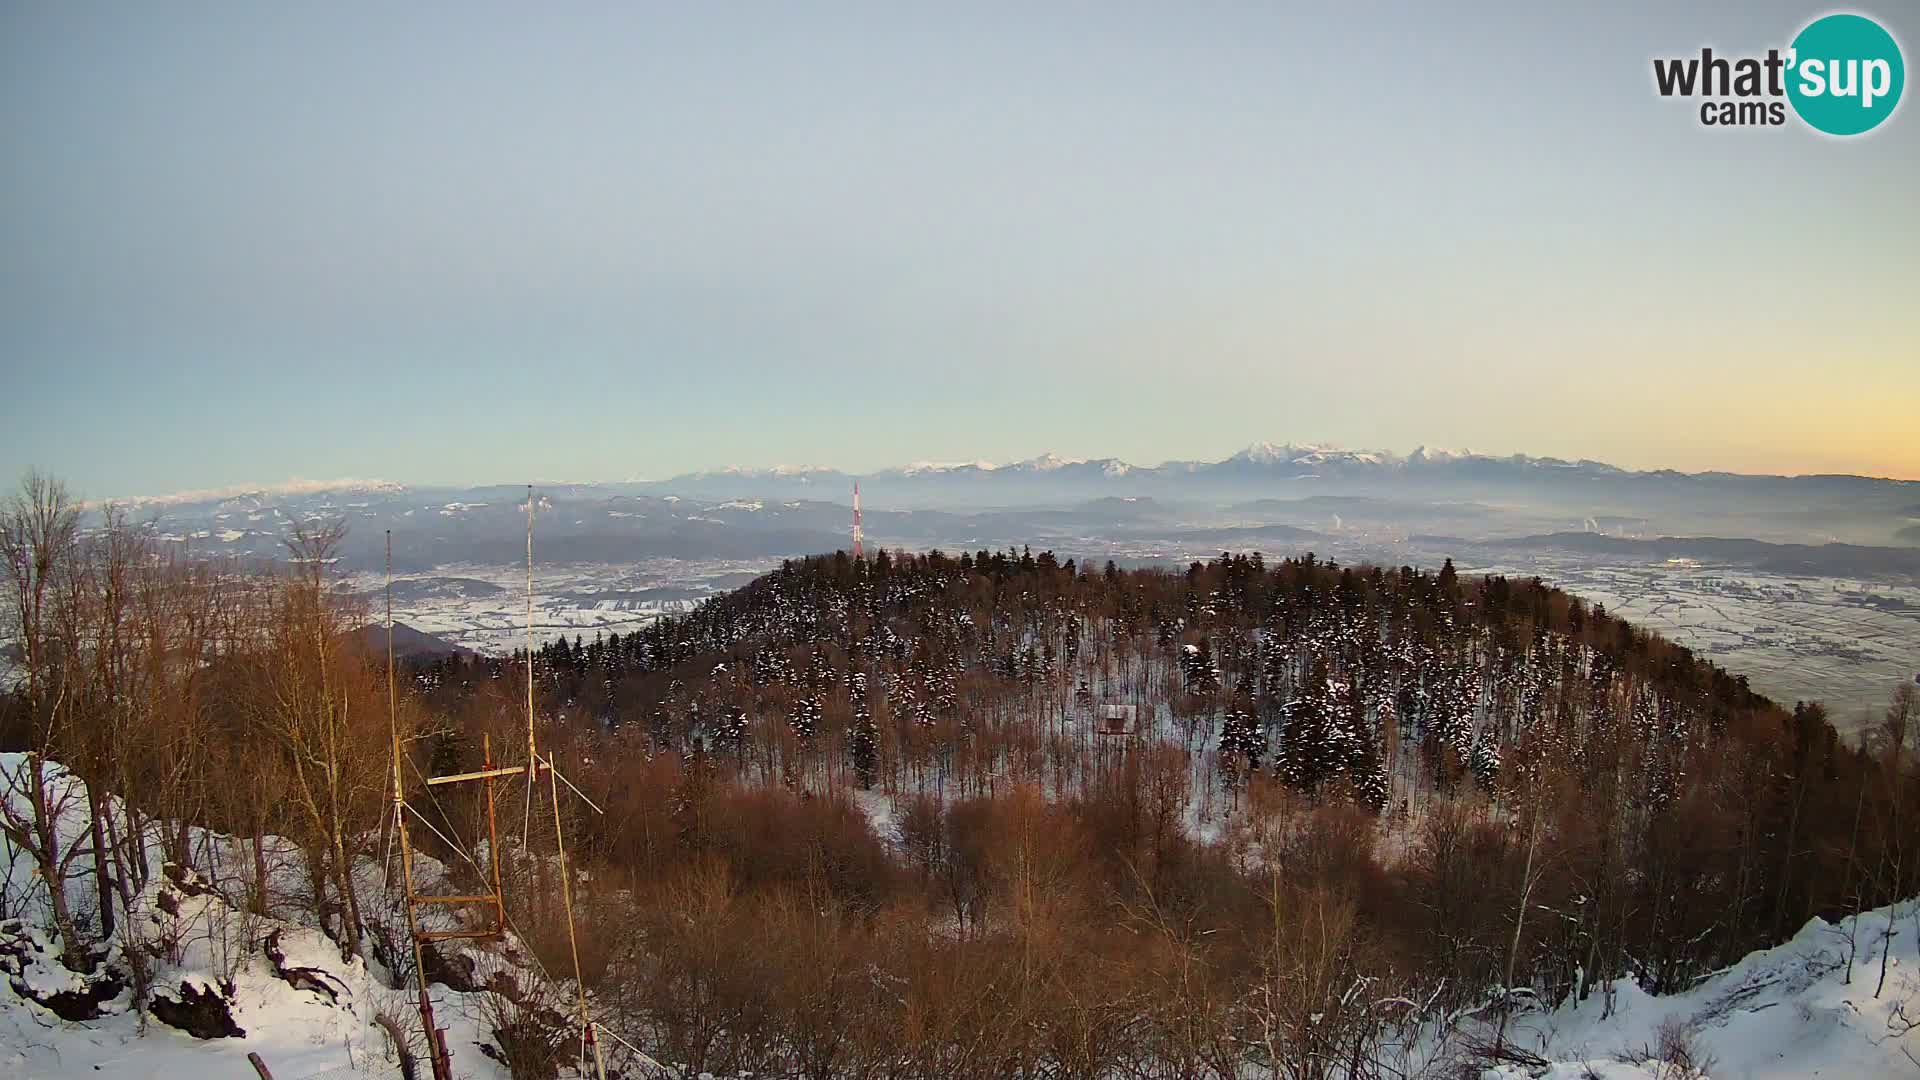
left=0, top=470, right=94, bottom=971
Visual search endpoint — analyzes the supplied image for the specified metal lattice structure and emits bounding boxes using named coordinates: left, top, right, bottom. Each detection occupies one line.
left=383, top=487, right=607, bottom=1080
left=851, top=481, right=864, bottom=559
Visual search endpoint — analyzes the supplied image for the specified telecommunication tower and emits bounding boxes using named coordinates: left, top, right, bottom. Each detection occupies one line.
left=851, top=482, right=864, bottom=559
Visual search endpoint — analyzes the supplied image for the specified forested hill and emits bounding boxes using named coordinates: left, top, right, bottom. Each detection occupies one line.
left=518, top=548, right=1779, bottom=805
left=415, top=547, right=1909, bottom=1008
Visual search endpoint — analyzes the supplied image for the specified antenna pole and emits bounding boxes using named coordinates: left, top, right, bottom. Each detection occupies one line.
left=390, top=531, right=453, bottom=1080
left=549, top=757, right=602, bottom=1079
left=526, top=484, right=537, bottom=770
left=395, top=490, right=603, bottom=1078
left=524, top=485, right=539, bottom=849
left=484, top=733, right=505, bottom=936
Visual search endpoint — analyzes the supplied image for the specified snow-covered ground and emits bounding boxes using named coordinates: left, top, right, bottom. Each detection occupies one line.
left=1485, top=902, right=1920, bottom=1079
left=1, top=881, right=492, bottom=1080
left=0, top=753, right=610, bottom=1080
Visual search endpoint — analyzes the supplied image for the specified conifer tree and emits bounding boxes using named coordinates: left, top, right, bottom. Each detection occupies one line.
left=719, top=704, right=750, bottom=758
left=790, top=694, right=821, bottom=741
left=1219, top=688, right=1267, bottom=785
left=1281, top=656, right=1339, bottom=792
left=1469, top=735, right=1501, bottom=794
left=1348, top=681, right=1391, bottom=813
left=849, top=669, right=878, bottom=788
left=1181, top=639, right=1219, bottom=696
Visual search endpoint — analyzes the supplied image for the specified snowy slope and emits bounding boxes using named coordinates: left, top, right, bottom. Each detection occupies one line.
left=0, top=884, right=491, bottom=1080
left=0, top=753, right=563, bottom=1080
left=1487, top=901, right=1920, bottom=1079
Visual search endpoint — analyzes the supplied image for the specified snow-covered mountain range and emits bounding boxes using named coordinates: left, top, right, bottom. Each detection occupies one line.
left=688, top=442, right=1630, bottom=488
left=105, top=442, right=1917, bottom=519
left=646, top=443, right=1919, bottom=532
left=660, top=441, right=1906, bottom=498
left=81, top=442, right=1920, bottom=580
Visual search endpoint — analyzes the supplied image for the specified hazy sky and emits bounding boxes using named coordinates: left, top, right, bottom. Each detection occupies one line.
left=3, top=2, right=1915, bottom=498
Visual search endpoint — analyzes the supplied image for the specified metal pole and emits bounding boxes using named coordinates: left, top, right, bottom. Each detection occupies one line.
left=485, top=732, right=505, bottom=937
left=549, top=758, right=603, bottom=1080
left=390, top=533, right=452, bottom=1080
left=526, top=484, right=537, bottom=765
left=524, top=485, right=538, bottom=847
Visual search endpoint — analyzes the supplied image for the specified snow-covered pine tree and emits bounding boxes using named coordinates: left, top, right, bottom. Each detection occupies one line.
left=1218, top=689, right=1265, bottom=787
left=1348, top=680, right=1391, bottom=813
left=1469, top=734, right=1501, bottom=794
left=849, top=669, right=879, bottom=788
left=1181, top=638, right=1220, bottom=696
left=1324, top=672, right=1357, bottom=782
left=1281, top=656, right=1339, bottom=793
left=719, top=704, right=750, bottom=758
left=790, top=694, right=821, bottom=741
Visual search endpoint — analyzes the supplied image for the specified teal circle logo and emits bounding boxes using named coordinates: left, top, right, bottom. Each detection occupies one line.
left=1786, top=13, right=1904, bottom=135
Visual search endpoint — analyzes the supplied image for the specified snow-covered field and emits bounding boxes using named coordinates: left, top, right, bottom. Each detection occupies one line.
left=339, top=558, right=775, bottom=655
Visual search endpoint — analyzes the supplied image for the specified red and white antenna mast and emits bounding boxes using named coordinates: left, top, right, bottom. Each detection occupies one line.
left=851, top=481, right=864, bottom=560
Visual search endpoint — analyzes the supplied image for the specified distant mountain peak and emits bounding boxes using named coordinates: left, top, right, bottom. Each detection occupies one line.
left=111, top=477, right=407, bottom=509
left=896, top=460, right=999, bottom=475
left=1234, top=441, right=1299, bottom=464
left=719, top=464, right=837, bottom=478
left=1231, top=442, right=1396, bottom=467
left=1012, top=452, right=1086, bottom=471
left=1407, top=445, right=1471, bottom=464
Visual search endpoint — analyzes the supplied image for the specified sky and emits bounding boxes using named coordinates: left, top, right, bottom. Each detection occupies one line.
left=2, top=2, right=1916, bottom=499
